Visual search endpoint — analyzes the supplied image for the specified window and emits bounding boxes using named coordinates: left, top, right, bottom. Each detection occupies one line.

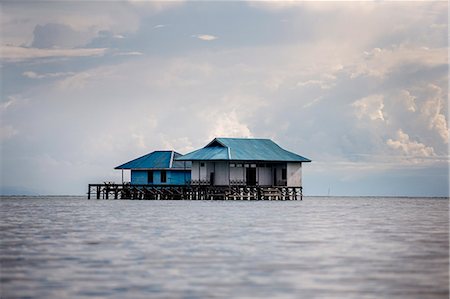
left=161, top=170, right=167, bottom=183
left=147, top=170, right=153, bottom=184
left=200, top=162, right=205, bottom=167
left=282, top=168, right=287, bottom=180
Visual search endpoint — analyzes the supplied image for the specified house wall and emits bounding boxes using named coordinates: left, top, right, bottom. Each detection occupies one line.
left=258, top=166, right=272, bottom=186
left=272, top=165, right=283, bottom=186
left=131, top=170, right=190, bottom=185
left=230, top=165, right=245, bottom=183
left=191, top=161, right=209, bottom=182
left=131, top=170, right=147, bottom=184
left=191, top=161, right=200, bottom=181
left=168, top=171, right=191, bottom=185
left=188, top=161, right=301, bottom=187
left=191, top=161, right=230, bottom=185
left=287, top=162, right=302, bottom=187
left=214, top=162, right=229, bottom=185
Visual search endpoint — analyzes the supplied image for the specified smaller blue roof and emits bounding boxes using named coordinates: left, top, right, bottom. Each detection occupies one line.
left=115, top=151, right=191, bottom=170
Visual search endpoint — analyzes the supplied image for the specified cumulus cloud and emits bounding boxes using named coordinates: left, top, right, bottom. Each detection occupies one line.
left=352, top=46, right=447, bottom=79
left=1, top=2, right=141, bottom=47
left=420, top=84, right=449, bottom=144
left=208, top=110, right=252, bottom=139
left=352, top=95, right=385, bottom=121
left=1, top=1, right=448, bottom=195
left=397, top=90, right=416, bottom=112
left=387, top=129, right=435, bottom=157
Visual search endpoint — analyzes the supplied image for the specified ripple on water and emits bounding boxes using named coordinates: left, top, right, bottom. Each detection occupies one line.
left=0, top=197, right=448, bottom=299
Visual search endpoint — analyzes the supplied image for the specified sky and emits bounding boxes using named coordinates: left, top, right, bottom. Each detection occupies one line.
left=0, top=1, right=448, bottom=196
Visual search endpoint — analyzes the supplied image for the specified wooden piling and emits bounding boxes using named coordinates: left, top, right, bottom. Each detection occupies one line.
left=87, top=183, right=304, bottom=201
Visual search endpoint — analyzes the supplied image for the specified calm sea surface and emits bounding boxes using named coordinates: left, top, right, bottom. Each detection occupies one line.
left=0, top=196, right=448, bottom=299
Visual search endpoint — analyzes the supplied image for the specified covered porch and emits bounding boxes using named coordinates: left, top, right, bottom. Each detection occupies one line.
left=190, top=161, right=303, bottom=187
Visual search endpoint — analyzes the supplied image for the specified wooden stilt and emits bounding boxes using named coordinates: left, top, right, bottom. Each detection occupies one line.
left=86, top=183, right=305, bottom=201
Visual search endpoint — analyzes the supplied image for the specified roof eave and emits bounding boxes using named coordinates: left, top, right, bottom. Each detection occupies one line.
left=172, top=158, right=312, bottom=162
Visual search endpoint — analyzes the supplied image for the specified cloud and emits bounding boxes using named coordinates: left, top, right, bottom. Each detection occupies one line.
left=192, top=34, right=218, bottom=41
left=208, top=110, right=252, bottom=139
left=420, top=84, right=449, bottom=144
left=31, top=23, right=89, bottom=49
left=1, top=1, right=448, bottom=196
left=397, top=90, right=416, bottom=112
left=352, top=95, right=385, bottom=121
left=0, top=97, right=19, bottom=112
left=1, top=2, right=141, bottom=47
left=113, top=51, right=144, bottom=56
left=303, top=96, right=323, bottom=108
left=126, top=0, right=184, bottom=13
left=0, top=125, right=18, bottom=141
left=0, top=96, right=29, bottom=112
left=387, top=129, right=435, bottom=157
left=1, top=45, right=107, bottom=62
left=56, top=70, right=110, bottom=91
left=352, top=46, right=447, bottom=79
left=297, top=79, right=334, bottom=90
left=22, top=71, right=75, bottom=79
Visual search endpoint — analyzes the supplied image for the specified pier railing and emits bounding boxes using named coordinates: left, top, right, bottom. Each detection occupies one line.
left=88, top=183, right=303, bottom=200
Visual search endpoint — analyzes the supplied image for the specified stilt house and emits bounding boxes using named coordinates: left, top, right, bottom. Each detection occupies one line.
left=176, top=138, right=311, bottom=187
left=115, top=151, right=191, bottom=185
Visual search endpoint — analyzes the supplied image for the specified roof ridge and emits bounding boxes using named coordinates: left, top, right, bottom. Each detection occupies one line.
left=216, top=137, right=271, bottom=140
left=169, top=151, right=174, bottom=168
left=115, top=150, right=186, bottom=169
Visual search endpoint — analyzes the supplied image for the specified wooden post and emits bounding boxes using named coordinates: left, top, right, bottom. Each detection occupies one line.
left=257, top=164, right=259, bottom=186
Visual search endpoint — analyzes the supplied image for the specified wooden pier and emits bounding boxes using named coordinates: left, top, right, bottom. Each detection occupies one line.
left=88, top=183, right=303, bottom=200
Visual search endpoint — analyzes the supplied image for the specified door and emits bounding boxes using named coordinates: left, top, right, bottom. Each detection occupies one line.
left=246, top=167, right=257, bottom=186
left=210, top=172, right=215, bottom=186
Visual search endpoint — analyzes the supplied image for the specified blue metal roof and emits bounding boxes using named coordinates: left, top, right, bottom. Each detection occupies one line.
left=176, top=138, right=311, bottom=162
left=175, top=146, right=229, bottom=160
left=115, top=151, right=191, bottom=169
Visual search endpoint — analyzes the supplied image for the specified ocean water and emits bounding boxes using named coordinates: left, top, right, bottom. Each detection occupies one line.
left=0, top=196, right=448, bottom=299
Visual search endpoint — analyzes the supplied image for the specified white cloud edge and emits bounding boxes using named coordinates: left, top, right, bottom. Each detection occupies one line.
left=1, top=45, right=107, bottom=62
left=192, top=34, right=218, bottom=41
